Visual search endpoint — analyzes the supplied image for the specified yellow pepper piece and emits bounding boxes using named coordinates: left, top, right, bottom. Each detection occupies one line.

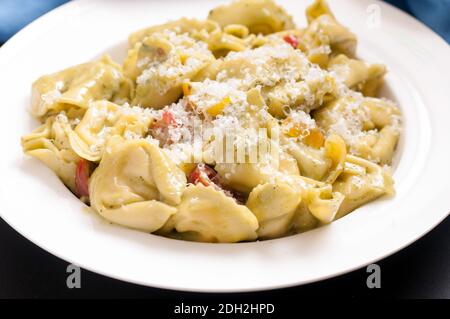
left=180, top=54, right=188, bottom=65
left=286, top=125, right=302, bottom=137
left=207, top=96, right=231, bottom=116
left=283, top=118, right=303, bottom=137
left=325, top=134, right=346, bottom=165
left=303, top=128, right=325, bottom=148
left=283, top=119, right=325, bottom=149
left=182, top=82, right=191, bottom=96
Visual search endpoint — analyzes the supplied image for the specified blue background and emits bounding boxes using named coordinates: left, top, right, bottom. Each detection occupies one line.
left=0, top=0, right=449, bottom=44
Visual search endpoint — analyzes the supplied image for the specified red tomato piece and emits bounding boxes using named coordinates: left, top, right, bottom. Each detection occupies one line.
left=75, top=159, right=90, bottom=198
left=188, top=163, right=217, bottom=186
left=187, top=164, right=246, bottom=203
left=162, top=110, right=178, bottom=127
left=283, top=34, right=299, bottom=49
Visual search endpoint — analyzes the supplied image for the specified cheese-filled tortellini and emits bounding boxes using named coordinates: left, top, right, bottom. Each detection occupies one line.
left=206, top=40, right=306, bottom=90
left=125, top=31, right=215, bottom=108
left=288, top=176, right=344, bottom=227
left=173, top=185, right=259, bottom=242
left=22, top=0, right=402, bottom=243
left=89, top=137, right=186, bottom=231
left=299, top=0, right=357, bottom=66
left=282, top=111, right=347, bottom=182
left=31, top=55, right=132, bottom=119
left=328, top=54, right=386, bottom=96
left=22, top=114, right=81, bottom=193
left=333, top=155, right=394, bottom=218
left=215, top=162, right=275, bottom=193
left=290, top=184, right=344, bottom=229
left=67, top=101, right=153, bottom=162
left=303, top=184, right=345, bottom=223
left=305, top=0, right=334, bottom=24
left=263, top=71, right=338, bottom=117
left=315, top=95, right=401, bottom=164
left=129, top=18, right=221, bottom=47
left=247, top=182, right=302, bottom=238
left=214, top=137, right=297, bottom=193
left=208, top=0, right=295, bottom=35
left=206, top=28, right=254, bottom=57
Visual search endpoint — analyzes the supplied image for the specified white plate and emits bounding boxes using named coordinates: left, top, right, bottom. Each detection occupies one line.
left=0, top=0, right=449, bottom=292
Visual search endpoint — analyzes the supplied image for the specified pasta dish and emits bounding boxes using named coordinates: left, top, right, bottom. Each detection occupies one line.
left=21, top=0, right=401, bottom=243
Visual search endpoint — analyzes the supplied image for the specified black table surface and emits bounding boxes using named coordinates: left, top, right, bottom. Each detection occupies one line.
left=0, top=215, right=448, bottom=299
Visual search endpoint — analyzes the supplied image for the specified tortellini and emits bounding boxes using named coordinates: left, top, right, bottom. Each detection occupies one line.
left=305, top=0, right=334, bottom=24
left=68, top=101, right=153, bottom=161
left=89, top=137, right=186, bottom=231
left=333, top=155, right=394, bottom=218
left=21, top=0, right=402, bottom=243
left=328, top=54, right=386, bottom=96
left=208, top=0, right=295, bottom=35
left=247, top=182, right=301, bottom=238
left=125, top=31, right=215, bottom=108
left=315, top=96, right=401, bottom=164
left=31, top=55, right=132, bottom=119
left=214, top=138, right=299, bottom=193
left=287, top=133, right=345, bottom=181
left=263, top=71, right=338, bottom=117
left=172, top=184, right=258, bottom=242
left=206, top=27, right=254, bottom=57
left=22, top=114, right=82, bottom=193
left=299, top=0, right=357, bottom=67
left=303, top=184, right=345, bottom=223
left=129, top=18, right=221, bottom=47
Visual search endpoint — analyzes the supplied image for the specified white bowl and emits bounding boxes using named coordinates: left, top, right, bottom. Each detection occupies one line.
left=0, top=0, right=449, bottom=292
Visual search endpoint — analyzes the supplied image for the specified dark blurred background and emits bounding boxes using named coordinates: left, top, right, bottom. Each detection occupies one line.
left=0, top=0, right=449, bottom=299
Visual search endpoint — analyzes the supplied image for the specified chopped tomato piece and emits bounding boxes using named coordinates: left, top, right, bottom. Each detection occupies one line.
left=188, top=163, right=218, bottom=186
left=162, top=110, right=178, bottom=127
left=152, top=110, right=178, bottom=129
left=75, top=159, right=90, bottom=198
left=283, top=34, right=299, bottom=49
left=150, top=110, right=180, bottom=145
left=188, top=164, right=246, bottom=203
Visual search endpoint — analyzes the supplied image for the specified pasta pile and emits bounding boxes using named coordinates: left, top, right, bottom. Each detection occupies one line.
left=21, top=0, right=401, bottom=242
